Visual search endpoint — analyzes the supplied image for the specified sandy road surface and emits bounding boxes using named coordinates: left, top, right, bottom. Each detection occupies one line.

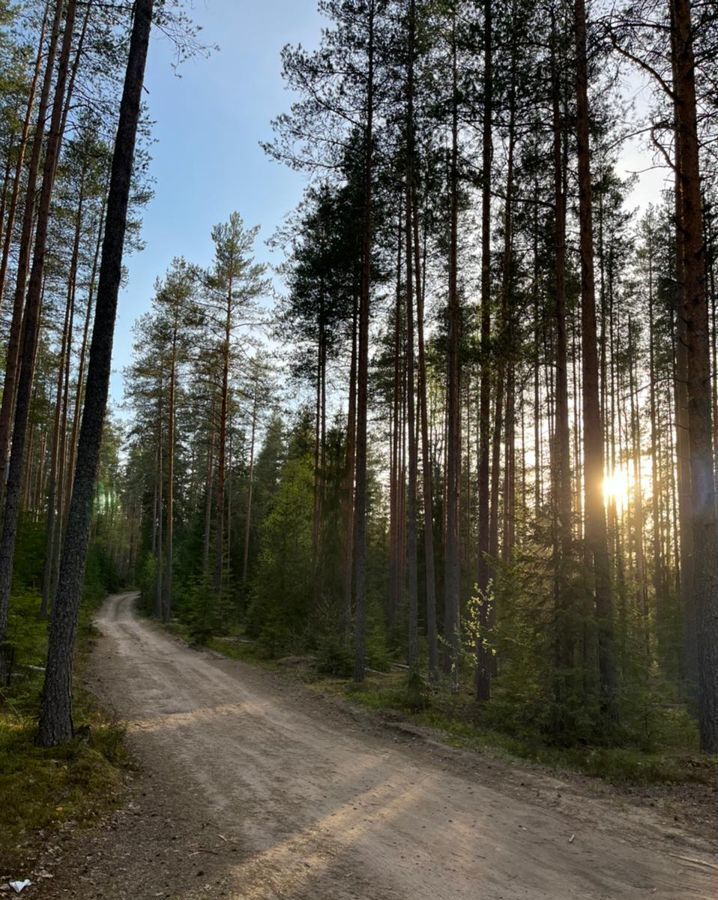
left=43, top=593, right=717, bottom=899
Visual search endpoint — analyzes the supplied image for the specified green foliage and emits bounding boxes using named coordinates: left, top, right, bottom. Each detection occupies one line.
left=83, top=543, right=121, bottom=608
left=402, top=670, right=431, bottom=712
left=138, top=552, right=157, bottom=614
left=316, top=632, right=354, bottom=677
left=183, top=577, right=217, bottom=646
left=247, top=450, right=314, bottom=656
left=334, top=673, right=710, bottom=786
left=344, top=671, right=431, bottom=714
left=0, top=579, right=129, bottom=868
left=11, top=518, right=45, bottom=593
left=364, top=619, right=394, bottom=672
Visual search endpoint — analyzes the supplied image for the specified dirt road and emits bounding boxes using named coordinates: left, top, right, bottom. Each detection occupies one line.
left=44, top=593, right=716, bottom=899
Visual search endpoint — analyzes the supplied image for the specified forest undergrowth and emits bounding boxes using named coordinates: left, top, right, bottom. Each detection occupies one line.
left=0, top=545, right=130, bottom=874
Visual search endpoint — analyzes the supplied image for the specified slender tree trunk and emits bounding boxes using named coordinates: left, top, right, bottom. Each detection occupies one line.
left=0, top=1, right=49, bottom=308
left=38, top=0, right=155, bottom=746
left=214, top=279, right=233, bottom=595
left=488, top=42, right=517, bottom=578
left=550, top=6, right=575, bottom=715
left=575, top=0, right=618, bottom=720
left=155, top=395, right=163, bottom=620
left=312, top=286, right=325, bottom=601
left=164, top=324, right=177, bottom=622
left=40, top=176, right=84, bottom=618
left=0, top=142, right=13, bottom=261
left=503, top=370, right=516, bottom=563
left=66, top=201, right=103, bottom=508
left=475, top=0, right=492, bottom=699
left=533, top=201, right=542, bottom=519
left=341, top=288, right=358, bottom=634
left=444, top=9, right=461, bottom=686
left=203, top=395, right=216, bottom=578
left=405, top=0, right=418, bottom=669
left=389, top=214, right=402, bottom=632
left=353, top=0, right=374, bottom=682
left=648, top=254, right=668, bottom=668
left=241, top=387, right=258, bottom=588
left=628, top=320, right=649, bottom=655
left=414, top=197, right=437, bottom=678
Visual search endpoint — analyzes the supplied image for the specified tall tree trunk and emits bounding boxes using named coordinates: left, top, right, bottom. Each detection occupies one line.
left=312, top=286, right=325, bottom=601
left=40, top=174, right=84, bottom=619
left=203, top=395, right=216, bottom=578
left=444, top=9, right=461, bottom=686
left=164, top=323, right=177, bottom=622
left=414, top=195, right=438, bottom=678
left=155, top=394, right=163, bottom=619
left=341, top=287, right=358, bottom=634
left=551, top=5, right=575, bottom=715
left=241, top=387, right=258, bottom=588
left=214, top=278, right=233, bottom=595
left=389, top=214, right=402, bottom=632
left=669, top=3, right=694, bottom=703
left=66, top=201, right=103, bottom=508
left=0, top=1, right=49, bottom=308
left=353, top=0, right=375, bottom=682
left=405, top=0, right=419, bottom=669
left=671, top=0, right=718, bottom=753
left=628, top=320, right=649, bottom=655
left=648, top=251, right=668, bottom=669
left=475, top=0, right=492, bottom=699
left=574, top=0, right=618, bottom=720
left=38, top=0, right=155, bottom=746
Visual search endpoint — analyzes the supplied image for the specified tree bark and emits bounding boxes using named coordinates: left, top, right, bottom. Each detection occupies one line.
left=241, top=387, right=258, bottom=588
left=214, top=276, right=233, bottom=595
left=40, top=173, right=85, bottom=619
left=341, top=287, right=358, bottom=635
left=551, top=5, right=575, bottom=715
left=414, top=193, right=437, bottom=678
left=405, top=0, right=419, bottom=669
left=475, top=0, right=492, bottom=699
left=164, top=323, right=177, bottom=621
left=670, top=0, right=718, bottom=752
left=0, top=1, right=50, bottom=309
left=574, top=0, right=618, bottom=721
left=353, top=0, right=374, bottom=683
left=37, top=0, right=155, bottom=746
left=444, top=9, right=461, bottom=686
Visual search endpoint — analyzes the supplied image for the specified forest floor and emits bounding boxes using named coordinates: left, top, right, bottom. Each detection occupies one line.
left=19, top=592, right=717, bottom=900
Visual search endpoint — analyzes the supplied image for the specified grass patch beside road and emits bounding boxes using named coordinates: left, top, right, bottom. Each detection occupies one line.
left=338, top=674, right=714, bottom=787
left=0, top=592, right=130, bottom=873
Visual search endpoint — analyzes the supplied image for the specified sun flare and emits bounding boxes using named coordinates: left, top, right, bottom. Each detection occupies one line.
left=603, top=469, right=629, bottom=511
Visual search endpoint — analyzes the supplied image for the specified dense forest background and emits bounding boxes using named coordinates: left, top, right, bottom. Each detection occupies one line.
left=0, top=0, right=717, bottom=760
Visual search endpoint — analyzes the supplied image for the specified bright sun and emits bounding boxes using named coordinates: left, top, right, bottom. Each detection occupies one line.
left=603, top=469, right=629, bottom=511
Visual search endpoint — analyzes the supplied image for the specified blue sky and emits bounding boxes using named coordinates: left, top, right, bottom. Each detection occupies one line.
left=112, top=0, right=325, bottom=403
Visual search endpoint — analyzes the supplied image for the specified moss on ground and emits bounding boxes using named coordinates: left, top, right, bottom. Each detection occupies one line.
left=0, top=592, right=130, bottom=872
